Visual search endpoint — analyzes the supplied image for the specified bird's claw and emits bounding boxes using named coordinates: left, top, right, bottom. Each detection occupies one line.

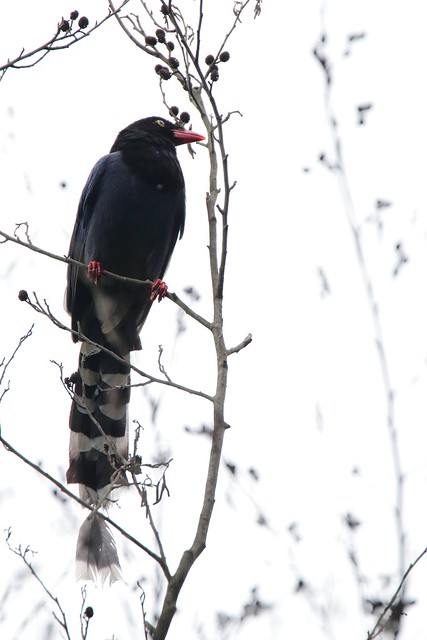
left=87, top=260, right=102, bottom=285
left=150, top=278, right=168, bottom=302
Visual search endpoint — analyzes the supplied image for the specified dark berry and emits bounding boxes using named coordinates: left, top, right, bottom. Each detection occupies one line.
left=205, top=54, right=215, bottom=66
left=210, top=68, right=219, bottom=81
left=155, top=65, right=171, bottom=79
left=169, top=105, right=179, bottom=116
left=84, top=607, right=94, bottom=619
left=59, top=19, right=70, bottom=32
left=159, top=67, right=172, bottom=80
left=156, top=28, right=166, bottom=43
left=69, top=371, right=80, bottom=385
left=65, top=371, right=80, bottom=389
left=166, top=41, right=175, bottom=51
left=70, top=10, right=79, bottom=20
left=169, top=57, right=179, bottom=69
left=145, top=35, right=157, bottom=46
left=180, top=111, right=190, bottom=123
left=219, top=51, right=230, bottom=62
left=78, top=16, right=89, bottom=29
left=18, top=289, right=28, bottom=302
left=160, top=3, right=169, bottom=15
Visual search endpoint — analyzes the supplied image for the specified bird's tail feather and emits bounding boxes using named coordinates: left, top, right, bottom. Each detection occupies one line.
left=67, top=340, right=131, bottom=582
left=75, top=513, right=123, bottom=585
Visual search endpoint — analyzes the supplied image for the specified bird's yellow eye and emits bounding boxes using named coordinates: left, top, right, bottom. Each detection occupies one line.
left=155, top=119, right=165, bottom=127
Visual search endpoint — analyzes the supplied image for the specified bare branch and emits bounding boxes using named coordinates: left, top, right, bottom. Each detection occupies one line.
left=0, top=2, right=130, bottom=81
left=227, top=333, right=252, bottom=356
left=14, top=221, right=33, bottom=245
left=0, top=325, right=34, bottom=403
left=20, top=291, right=213, bottom=402
left=5, top=530, right=72, bottom=640
left=138, top=585, right=155, bottom=640
left=367, top=546, right=427, bottom=639
left=79, top=586, right=94, bottom=639
left=49, top=359, right=74, bottom=400
left=0, top=227, right=212, bottom=329
left=315, top=29, right=408, bottom=636
left=0, top=435, right=169, bottom=576
left=157, top=345, right=172, bottom=382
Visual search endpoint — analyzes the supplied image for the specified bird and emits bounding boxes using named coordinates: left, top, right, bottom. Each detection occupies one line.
left=65, top=116, right=204, bottom=583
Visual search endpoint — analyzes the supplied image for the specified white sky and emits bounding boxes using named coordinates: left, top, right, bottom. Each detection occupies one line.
left=1, top=1, right=427, bottom=639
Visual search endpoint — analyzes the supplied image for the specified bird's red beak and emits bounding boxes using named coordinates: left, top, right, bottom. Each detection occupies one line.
left=173, top=128, right=205, bottom=144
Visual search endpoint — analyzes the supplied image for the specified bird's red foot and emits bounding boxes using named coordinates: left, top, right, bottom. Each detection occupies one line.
left=87, top=260, right=102, bottom=285
left=150, top=278, right=168, bottom=302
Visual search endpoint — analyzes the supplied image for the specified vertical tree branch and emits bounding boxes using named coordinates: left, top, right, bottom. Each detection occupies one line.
left=314, top=28, right=406, bottom=622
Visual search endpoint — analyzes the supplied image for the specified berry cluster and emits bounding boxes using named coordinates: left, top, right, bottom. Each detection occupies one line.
left=59, top=10, right=89, bottom=33
left=169, top=106, right=190, bottom=124
left=155, top=64, right=172, bottom=80
left=204, top=51, right=230, bottom=82
left=146, top=29, right=179, bottom=81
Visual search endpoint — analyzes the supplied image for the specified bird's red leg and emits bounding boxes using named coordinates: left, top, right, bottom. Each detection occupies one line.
left=150, top=278, right=168, bottom=302
left=87, top=260, right=102, bottom=285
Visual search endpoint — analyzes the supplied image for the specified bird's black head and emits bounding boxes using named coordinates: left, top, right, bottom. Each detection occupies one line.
left=111, top=116, right=204, bottom=153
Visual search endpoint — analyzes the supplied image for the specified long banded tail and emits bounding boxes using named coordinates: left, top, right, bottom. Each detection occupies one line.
left=67, top=340, right=130, bottom=583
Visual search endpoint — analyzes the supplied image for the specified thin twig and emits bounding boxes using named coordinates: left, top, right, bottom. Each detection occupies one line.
left=367, top=546, right=427, bottom=639
left=0, top=227, right=212, bottom=329
left=0, top=325, right=34, bottom=403
left=0, top=434, right=170, bottom=577
left=22, top=292, right=213, bottom=402
left=315, top=28, right=407, bottom=632
left=227, top=333, right=252, bottom=356
left=138, top=584, right=153, bottom=640
left=0, top=1, right=129, bottom=81
left=130, top=427, right=171, bottom=568
left=332, top=63, right=405, bottom=581
left=5, top=531, right=72, bottom=640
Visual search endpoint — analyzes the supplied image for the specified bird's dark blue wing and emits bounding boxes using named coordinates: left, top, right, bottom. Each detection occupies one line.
left=66, top=154, right=111, bottom=335
left=66, top=151, right=185, bottom=350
